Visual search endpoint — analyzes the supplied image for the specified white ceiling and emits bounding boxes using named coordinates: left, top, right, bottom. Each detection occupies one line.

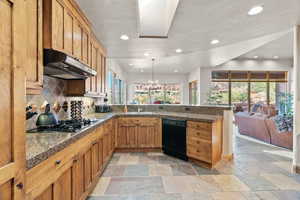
left=239, top=32, right=293, bottom=60
left=76, top=0, right=299, bottom=74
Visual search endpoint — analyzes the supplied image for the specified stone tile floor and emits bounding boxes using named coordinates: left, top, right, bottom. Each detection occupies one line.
left=88, top=137, right=300, bottom=200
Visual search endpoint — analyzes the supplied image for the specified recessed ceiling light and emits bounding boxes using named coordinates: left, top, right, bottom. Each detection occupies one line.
left=273, top=56, right=279, bottom=59
left=211, top=39, right=220, bottom=45
left=174, top=69, right=179, bottom=73
left=144, top=52, right=150, bottom=57
left=175, top=48, right=183, bottom=53
left=129, top=63, right=133, bottom=66
left=120, top=34, right=129, bottom=40
left=248, top=5, right=264, bottom=16
left=253, top=55, right=259, bottom=59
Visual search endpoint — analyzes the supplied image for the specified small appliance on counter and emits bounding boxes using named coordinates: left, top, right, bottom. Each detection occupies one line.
left=95, top=105, right=112, bottom=113
left=95, top=95, right=112, bottom=113
left=36, top=104, right=59, bottom=128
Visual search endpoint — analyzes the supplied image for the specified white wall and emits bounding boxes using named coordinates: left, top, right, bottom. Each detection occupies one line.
left=126, top=72, right=189, bottom=104
left=199, top=58, right=293, bottom=104
left=107, top=59, right=127, bottom=81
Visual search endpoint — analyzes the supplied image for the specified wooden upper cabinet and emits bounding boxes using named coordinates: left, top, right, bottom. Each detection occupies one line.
left=73, top=20, right=82, bottom=60
left=26, top=0, right=43, bottom=94
left=43, top=0, right=93, bottom=63
left=52, top=0, right=64, bottom=51
left=0, top=0, right=26, bottom=199
left=64, top=9, right=73, bottom=55
left=97, top=51, right=103, bottom=95
left=82, top=29, right=89, bottom=64
left=43, top=0, right=108, bottom=97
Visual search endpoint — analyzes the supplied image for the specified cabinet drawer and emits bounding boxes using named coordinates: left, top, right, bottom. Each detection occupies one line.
left=187, top=141, right=212, bottom=163
left=118, top=118, right=140, bottom=126
left=187, top=136, right=212, bottom=147
left=187, top=121, right=212, bottom=131
left=138, top=118, right=160, bottom=126
left=188, top=128, right=212, bottom=141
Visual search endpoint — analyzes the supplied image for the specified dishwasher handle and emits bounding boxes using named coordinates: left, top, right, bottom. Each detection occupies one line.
left=162, top=118, right=186, bottom=127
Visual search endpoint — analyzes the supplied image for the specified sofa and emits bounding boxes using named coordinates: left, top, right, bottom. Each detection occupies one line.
left=234, top=105, right=293, bottom=150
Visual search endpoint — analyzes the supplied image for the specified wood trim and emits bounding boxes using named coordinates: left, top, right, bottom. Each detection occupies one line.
left=222, top=154, right=234, bottom=161
left=13, top=0, right=27, bottom=199
left=115, top=148, right=162, bottom=153
left=293, top=165, right=300, bottom=174
left=0, top=163, right=16, bottom=185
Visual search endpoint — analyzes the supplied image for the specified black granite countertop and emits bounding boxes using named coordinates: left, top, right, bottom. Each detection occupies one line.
left=26, top=112, right=222, bottom=170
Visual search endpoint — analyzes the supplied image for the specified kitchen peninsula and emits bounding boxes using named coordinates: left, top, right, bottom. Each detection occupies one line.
left=25, top=106, right=232, bottom=200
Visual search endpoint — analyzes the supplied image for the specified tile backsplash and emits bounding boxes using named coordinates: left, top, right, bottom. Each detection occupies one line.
left=26, top=76, right=102, bottom=130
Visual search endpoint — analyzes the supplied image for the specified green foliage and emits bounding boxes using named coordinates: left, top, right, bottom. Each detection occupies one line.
left=278, top=92, right=293, bottom=116
left=206, top=83, right=229, bottom=105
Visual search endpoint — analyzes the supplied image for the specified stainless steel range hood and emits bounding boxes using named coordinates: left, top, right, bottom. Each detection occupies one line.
left=44, top=49, right=97, bottom=80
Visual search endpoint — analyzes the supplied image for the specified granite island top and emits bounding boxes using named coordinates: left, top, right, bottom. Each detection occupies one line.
left=26, top=112, right=222, bottom=170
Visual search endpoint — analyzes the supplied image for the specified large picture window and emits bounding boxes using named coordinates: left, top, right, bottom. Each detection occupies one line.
left=207, top=70, right=288, bottom=112
left=131, top=83, right=181, bottom=104
left=108, top=70, right=125, bottom=104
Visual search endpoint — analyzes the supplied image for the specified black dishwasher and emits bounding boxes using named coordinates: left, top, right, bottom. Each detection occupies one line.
left=162, top=118, right=188, bottom=161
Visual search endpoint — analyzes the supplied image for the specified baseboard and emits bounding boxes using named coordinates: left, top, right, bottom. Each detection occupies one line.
left=115, top=147, right=162, bottom=153
left=189, top=158, right=212, bottom=169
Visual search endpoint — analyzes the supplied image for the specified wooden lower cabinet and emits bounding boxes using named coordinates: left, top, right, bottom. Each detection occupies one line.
left=117, top=124, right=138, bottom=148
left=84, top=148, right=92, bottom=190
left=116, top=117, right=162, bottom=149
left=72, top=154, right=85, bottom=200
left=35, top=185, right=53, bottom=200
left=26, top=121, right=115, bottom=200
left=187, top=120, right=222, bottom=168
left=53, top=168, right=72, bottom=200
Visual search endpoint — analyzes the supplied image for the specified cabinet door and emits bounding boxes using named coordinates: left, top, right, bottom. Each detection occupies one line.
left=0, top=0, right=26, bottom=199
left=82, top=29, right=89, bottom=64
left=26, top=0, right=43, bottom=93
left=137, top=125, right=158, bottom=148
left=35, top=185, right=53, bottom=200
left=52, top=0, right=64, bottom=51
left=117, top=125, right=138, bottom=148
left=98, top=138, right=103, bottom=172
left=53, top=168, right=72, bottom=200
left=91, top=141, right=99, bottom=179
left=84, top=148, right=92, bottom=190
left=96, top=51, right=103, bottom=95
left=103, top=133, right=109, bottom=163
left=137, top=118, right=161, bottom=148
left=64, top=9, right=73, bottom=55
left=73, top=20, right=82, bottom=60
left=91, top=44, right=97, bottom=93
left=72, top=155, right=85, bottom=200
left=110, top=126, right=115, bottom=153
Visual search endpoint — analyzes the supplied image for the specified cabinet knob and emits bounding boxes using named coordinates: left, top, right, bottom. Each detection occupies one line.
left=55, top=160, right=61, bottom=165
left=16, top=182, right=23, bottom=190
